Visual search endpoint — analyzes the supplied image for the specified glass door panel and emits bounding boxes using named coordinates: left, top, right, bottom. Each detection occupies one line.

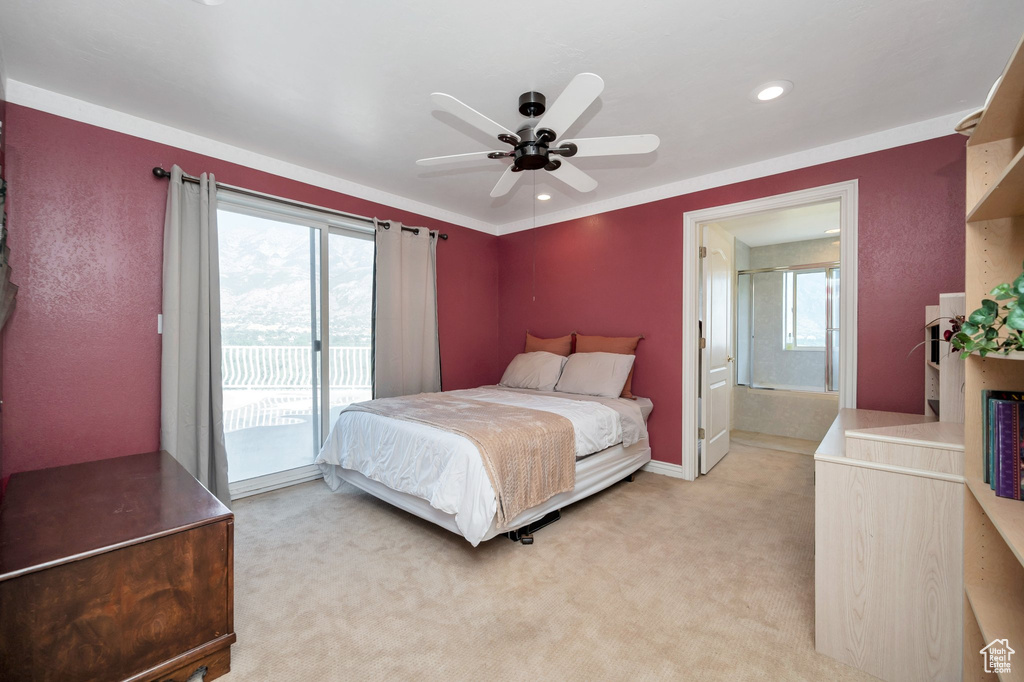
left=328, top=231, right=375, bottom=424
left=827, top=267, right=840, bottom=392
left=218, top=208, right=322, bottom=483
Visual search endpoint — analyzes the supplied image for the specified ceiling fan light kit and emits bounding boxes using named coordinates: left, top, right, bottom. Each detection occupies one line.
left=417, top=73, right=660, bottom=198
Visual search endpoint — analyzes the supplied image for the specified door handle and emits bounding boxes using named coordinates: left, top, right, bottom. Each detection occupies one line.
left=727, top=356, right=734, bottom=362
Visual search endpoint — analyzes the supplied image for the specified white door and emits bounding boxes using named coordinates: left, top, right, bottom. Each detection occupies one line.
left=700, top=224, right=733, bottom=474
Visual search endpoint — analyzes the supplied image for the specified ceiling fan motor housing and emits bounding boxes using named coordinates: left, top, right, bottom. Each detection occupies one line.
left=512, top=126, right=551, bottom=171
left=518, top=91, right=546, bottom=117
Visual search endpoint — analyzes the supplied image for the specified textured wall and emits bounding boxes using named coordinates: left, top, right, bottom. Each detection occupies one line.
left=748, top=236, right=840, bottom=269
left=2, top=104, right=967, bottom=474
left=498, top=135, right=966, bottom=465
left=2, top=105, right=501, bottom=476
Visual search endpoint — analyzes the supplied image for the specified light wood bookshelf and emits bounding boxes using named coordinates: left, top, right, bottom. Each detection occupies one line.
left=964, top=30, right=1024, bottom=682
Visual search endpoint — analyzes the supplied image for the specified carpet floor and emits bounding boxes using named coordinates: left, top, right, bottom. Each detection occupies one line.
left=224, top=442, right=873, bottom=681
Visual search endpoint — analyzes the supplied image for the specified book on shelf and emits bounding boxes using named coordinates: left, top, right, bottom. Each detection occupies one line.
left=982, top=390, right=1024, bottom=500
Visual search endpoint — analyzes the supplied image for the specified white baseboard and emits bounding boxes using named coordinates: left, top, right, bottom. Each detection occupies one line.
left=642, top=459, right=692, bottom=480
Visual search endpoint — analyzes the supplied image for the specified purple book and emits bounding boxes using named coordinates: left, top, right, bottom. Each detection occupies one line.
left=995, top=400, right=1020, bottom=499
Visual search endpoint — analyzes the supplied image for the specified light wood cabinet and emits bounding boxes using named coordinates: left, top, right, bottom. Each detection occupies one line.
left=815, top=409, right=964, bottom=681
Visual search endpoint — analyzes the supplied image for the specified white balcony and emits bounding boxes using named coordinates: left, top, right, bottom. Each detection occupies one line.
left=222, top=345, right=371, bottom=482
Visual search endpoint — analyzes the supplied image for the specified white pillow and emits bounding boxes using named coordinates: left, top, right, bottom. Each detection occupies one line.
left=499, top=352, right=569, bottom=391
left=554, top=352, right=636, bottom=398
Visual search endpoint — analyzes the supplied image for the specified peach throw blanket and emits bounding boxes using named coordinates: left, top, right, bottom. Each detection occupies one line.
left=346, top=392, right=575, bottom=528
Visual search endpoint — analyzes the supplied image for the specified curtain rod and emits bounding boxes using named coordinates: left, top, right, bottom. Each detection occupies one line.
left=152, top=167, right=448, bottom=240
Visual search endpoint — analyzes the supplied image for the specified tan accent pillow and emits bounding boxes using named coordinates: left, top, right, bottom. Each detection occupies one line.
left=554, top=352, right=636, bottom=398
left=525, top=332, right=572, bottom=357
left=574, top=334, right=642, bottom=399
left=499, top=352, right=569, bottom=392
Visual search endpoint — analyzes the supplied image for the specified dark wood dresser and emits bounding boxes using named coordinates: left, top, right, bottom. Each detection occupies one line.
left=0, top=451, right=235, bottom=681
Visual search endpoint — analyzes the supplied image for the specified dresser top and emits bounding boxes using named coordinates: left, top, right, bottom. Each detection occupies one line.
left=847, top=420, right=965, bottom=451
left=815, top=408, right=937, bottom=459
left=0, top=451, right=231, bottom=580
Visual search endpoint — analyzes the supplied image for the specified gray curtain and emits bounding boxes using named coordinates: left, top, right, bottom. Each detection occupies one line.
left=160, top=165, right=231, bottom=506
left=372, top=220, right=441, bottom=398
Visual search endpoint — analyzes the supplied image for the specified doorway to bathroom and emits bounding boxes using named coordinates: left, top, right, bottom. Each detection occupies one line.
left=682, top=181, right=858, bottom=479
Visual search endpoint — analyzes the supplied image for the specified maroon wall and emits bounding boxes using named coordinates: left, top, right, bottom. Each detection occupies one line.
left=2, top=104, right=501, bottom=476
left=498, top=135, right=967, bottom=465
left=2, top=102, right=967, bottom=476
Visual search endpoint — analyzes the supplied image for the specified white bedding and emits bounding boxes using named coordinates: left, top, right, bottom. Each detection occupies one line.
left=316, top=386, right=649, bottom=546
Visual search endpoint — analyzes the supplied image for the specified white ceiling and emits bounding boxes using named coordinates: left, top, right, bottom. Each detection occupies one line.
left=0, top=0, right=1021, bottom=231
left=713, top=201, right=840, bottom=247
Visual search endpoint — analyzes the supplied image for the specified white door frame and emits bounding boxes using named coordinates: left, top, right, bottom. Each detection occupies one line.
left=681, top=180, right=858, bottom=480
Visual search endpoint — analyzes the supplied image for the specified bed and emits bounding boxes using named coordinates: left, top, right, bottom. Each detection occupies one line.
left=315, top=385, right=653, bottom=546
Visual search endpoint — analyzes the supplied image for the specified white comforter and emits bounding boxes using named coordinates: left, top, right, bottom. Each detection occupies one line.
left=316, top=387, right=646, bottom=545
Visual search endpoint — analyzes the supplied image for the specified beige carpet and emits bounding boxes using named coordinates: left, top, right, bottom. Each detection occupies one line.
left=224, top=443, right=873, bottom=681
left=730, top=430, right=820, bottom=456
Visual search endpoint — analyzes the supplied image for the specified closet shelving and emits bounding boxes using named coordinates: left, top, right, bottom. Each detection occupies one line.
left=963, top=31, right=1024, bottom=682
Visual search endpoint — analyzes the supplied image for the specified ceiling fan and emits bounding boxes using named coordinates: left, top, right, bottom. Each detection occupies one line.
left=417, top=73, right=660, bottom=198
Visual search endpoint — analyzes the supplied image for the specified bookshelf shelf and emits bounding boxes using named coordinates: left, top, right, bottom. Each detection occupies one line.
left=969, top=36, right=1024, bottom=147
left=964, top=30, right=1024, bottom=681
left=967, top=476, right=1024, bottom=570
left=967, top=143, right=1024, bottom=223
left=965, top=582, right=1024, bottom=681
left=981, top=352, right=1024, bottom=362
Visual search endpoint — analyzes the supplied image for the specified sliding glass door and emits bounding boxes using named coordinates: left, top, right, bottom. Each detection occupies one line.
left=216, top=194, right=374, bottom=495
left=328, top=232, right=374, bottom=423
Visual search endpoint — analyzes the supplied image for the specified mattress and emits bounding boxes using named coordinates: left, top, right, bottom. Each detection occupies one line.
left=332, top=438, right=651, bottom=543
left=317, top=386, right=652, bottom=545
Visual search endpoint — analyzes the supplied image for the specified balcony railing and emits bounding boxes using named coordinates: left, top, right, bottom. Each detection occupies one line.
left=222, top=345, right=371, bottom=389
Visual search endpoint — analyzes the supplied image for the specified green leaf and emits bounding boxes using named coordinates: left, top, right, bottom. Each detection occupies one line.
left=987, top=327, right=1000, bottom=339
left=992, top=283, right=1015, bottom=300
left=969, top=301, right=999, bottom=326
left=1014, top=273, right=1024, bottom=295
left=960, top=322, right=978, bottom=336
left=1008, top=305, right=1024, bottom=330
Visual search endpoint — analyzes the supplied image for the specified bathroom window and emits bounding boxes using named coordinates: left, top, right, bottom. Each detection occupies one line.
left=783, top=270, right=827, bottom=350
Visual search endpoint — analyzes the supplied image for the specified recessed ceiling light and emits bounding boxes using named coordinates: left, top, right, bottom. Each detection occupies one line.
left=750, top=80, right=793, bottom=102
left=537, top=193, right=552, bottom=201
left=824, top=228, right=840, bottom=234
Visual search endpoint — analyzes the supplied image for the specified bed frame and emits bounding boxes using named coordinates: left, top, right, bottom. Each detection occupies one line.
left=332, top=439, right=651, bottom=545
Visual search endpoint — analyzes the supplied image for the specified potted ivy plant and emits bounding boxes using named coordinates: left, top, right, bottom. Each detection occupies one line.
left=952, top=264, right=1024, bottom=358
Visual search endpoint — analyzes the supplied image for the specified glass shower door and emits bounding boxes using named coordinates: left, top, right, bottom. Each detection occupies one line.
left=736, top=264, right=839, bottom=394
left=826, top=267, right=840, bottom=392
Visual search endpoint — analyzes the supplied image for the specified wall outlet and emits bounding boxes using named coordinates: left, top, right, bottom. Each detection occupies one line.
left=157, top=314, right=163, bottom=335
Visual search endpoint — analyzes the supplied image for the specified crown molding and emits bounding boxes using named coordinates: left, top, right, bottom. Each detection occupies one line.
left=5, top=80, right=500, bottom=235
left=496, top=108, right=976, bottom=235
left=7, top=80, right=974, bottom=238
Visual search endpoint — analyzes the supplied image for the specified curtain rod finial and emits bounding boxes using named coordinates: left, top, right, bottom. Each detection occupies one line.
left=153, top=167, right=171, bottom=179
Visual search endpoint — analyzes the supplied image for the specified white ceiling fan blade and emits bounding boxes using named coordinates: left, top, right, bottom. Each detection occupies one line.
left=490, top=166, right=521, bottom=198
left=431, top=93, right=517, bottom=141
left=547, top=160, right=598, bottom=193
left=416, top=151, right=498, bottom=167
left=561, top=134, right=660, bottom=158
left=534, top=73, right=605, bottom=139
